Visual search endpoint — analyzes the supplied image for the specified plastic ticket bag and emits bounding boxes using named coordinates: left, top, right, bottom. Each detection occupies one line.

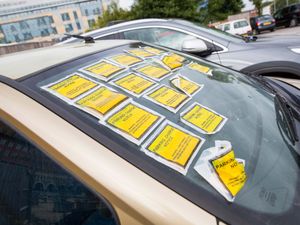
left=194, top=140, right=247, bottom=202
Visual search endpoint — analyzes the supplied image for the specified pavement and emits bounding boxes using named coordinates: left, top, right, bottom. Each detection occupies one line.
left=258, top=26, right=300, bottom=38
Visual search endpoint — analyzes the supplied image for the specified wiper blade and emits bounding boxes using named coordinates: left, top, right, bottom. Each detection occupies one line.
left=275, top=93, right=299, bottom=143
left=64, top=34, right=95, bottom=43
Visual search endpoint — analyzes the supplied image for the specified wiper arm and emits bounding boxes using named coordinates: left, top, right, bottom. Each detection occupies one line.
left=275, top=92, right=299, bottom=143
left=250, top=75, right=299, bottom=143
left=64, top=34, right=95, bottom=43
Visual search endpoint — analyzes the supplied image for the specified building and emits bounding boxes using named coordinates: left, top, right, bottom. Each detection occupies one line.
left=0, top=0, right=111, bottom=44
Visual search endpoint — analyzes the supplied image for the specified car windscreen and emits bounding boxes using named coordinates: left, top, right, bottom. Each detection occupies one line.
left=257, top=15, right=273, bottom=21
left=21, top=42, right=300, bottom=225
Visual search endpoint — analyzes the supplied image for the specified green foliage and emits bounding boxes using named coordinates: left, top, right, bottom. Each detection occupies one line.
left=200, top=0, right=244, bottom=23
left=130, top=0, right=202, bottom=22
left=251, top=0, right=263, bottom=15
left=93, top=3, right=132, bottom=29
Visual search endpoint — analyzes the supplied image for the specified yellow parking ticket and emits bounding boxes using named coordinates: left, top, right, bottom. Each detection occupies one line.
left=189, top=62, right=212, bottom=75
left=170, top=75, right=203, bottom=96
left=135, top=64, right=170, bottom=80
left=161, top=54, right=183, bottom=70
left=145, top=85, right=190, bottom=112
left=110, top=53, right=143, bottom=66
left=47, top=74, right=98, bottom=100
left=106, top=103, right=163, bottom=144
left=143, top=121, right=204, bottom=174
left=181, top=103, right=227, bottom=134
left=75, top=86, right=128, bottom=118
left=211, top=150, right=247, bottom=197
left=144, top=46, right=165, bottom=55
left=80, top=60, right=125, bottom=81
left=126, top=49, right=155, bottom=58
left=112, top=73, right=157, bottom=97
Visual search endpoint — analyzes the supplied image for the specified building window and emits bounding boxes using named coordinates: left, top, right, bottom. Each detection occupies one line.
left=23, top=32, right=33, bottom=40
left=14, top=34, right=20, bottom=42
left=73, top=11, right=78, bottom=19
left=41, top=29, right=50, bottom=37
left=85, top=9, right=89, bottom=16
left=93, top=8, right=101, bottom=15
left=52, top=27, right=57, bottom=34
left=88, top=19, right=95, bottom=28
left=61, top=13, right=70, bottom=21
left=0, top=120, right=119, bottom=225
left=20, top=21, right=29, bottom=30
left=64, top=24, right=73, bottom=33
left=49, top=16, right=54, bottom=23
left=76, top=22, right=81, bottom=30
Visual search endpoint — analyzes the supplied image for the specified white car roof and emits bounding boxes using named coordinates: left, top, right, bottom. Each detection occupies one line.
left=0, top=40, right=136, bottom=79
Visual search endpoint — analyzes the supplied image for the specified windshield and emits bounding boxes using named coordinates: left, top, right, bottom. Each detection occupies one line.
left=22, top=42, right=300, bottom=225
left=257, top=15, right=273, bottom=21
left=174, top=19, right=244, bottom=42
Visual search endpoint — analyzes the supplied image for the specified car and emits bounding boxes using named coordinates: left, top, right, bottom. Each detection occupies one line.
left=274, top=3, right=300, bottom=27
left=250, top=14, right=276, bottom=34
left=216, top=19, right=252, bottom=35
left=1, top=39, right=300, bottom=225
left=61, top=19, right=300, bottom=78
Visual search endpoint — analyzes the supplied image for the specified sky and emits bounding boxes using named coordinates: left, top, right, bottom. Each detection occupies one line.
left=119, top=0, right=134, bottom=9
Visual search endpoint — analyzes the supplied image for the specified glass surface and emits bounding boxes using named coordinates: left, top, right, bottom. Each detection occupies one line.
left=0, top=121, right=118, bottom=225
left=22, top=43, right=300, bottom=225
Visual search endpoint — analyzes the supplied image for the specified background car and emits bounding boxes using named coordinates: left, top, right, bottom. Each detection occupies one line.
left=1, top=39, right=300, bottom=225
left=274, top=3, right=300, bottom=27
left=216, top=19, right=252, bottom=35
left=250, top=14, right=276, bottom=34
left=61, top=19, right=300, bottom=78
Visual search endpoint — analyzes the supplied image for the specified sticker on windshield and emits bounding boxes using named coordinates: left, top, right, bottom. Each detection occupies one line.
left=102, top=102, right=164, bottom=145
left=108, top=53, right=143, bottom=67
left=144, top=85, right=190, bottom=113
left=144, top=46, right=165, bottom=55
left=79, top=59, right=126, bottom=82
left=110, top=72, right=158, bottom=97
left=133, top=64, right=172, bottom=81
left=42, top=73, right=99, bottom=102
left=125, top=48, right=156, bottom=58
left=180, top=103, right=227, bottom=134
left=188, top=62, right=213, bottom=76
left=74, top=86, right=130, bottom=119
left=169, top=74, right=203, bottom=97
left=142, top=121, right=205, bottom=175
left=159, top=52, right=187, bottom=70
left=194, top=141, right=247, bottom=202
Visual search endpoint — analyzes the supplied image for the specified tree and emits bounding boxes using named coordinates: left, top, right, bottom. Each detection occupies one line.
left=200, top=0, right=244, bottom=24
left=93, top=3, right=132, bottom=29
left=251, top=0, right=263, bottom=15
left=131, top=0, right=202, bottom=22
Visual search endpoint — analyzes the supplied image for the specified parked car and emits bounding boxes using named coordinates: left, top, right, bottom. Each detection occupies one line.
left=216, top=19, right=252, bottom=35
left=250, top=14, right=276, bottom=34
left=1, top=39, right=300, bottom=225
left=61, top=19, right=300, bottom=78
left=274, top=3, right=300, bottom=27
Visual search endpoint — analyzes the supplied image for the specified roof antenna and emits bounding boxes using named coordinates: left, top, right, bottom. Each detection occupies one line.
left=64, top=34, right=95, bottom=43
left=212, top=40, right=222, bottom=65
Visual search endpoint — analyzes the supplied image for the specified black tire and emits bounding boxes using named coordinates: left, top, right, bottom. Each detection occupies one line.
left=290, top=18, right=298, bottom=27
left=270, top=28, right=275, bottom=32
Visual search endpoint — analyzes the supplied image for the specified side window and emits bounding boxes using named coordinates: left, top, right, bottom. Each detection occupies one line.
left=223, top=24, right=230, bottom=31
left=96, top=33, right=118, bottom=40
left=233, top=22, right=239, bottom=29
left=123, top=28, right=196, bottom=51
left=0, top=120, right=119, bottom=225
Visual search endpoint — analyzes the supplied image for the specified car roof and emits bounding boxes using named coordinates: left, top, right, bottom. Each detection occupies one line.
left=0, top=39, right=136, bottom=80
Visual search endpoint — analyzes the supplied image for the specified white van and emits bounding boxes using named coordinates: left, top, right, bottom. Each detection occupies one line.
left=217, top=19, right=252, bottom=35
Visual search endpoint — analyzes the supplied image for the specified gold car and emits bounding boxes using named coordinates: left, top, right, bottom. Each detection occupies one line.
left=0, top=40, right=299, bottom=225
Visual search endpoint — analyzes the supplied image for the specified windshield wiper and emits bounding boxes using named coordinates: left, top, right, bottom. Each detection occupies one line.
left=250, top=75, right=299, bottom=143
left=275, top=94, right=299, bottom=143
left=64, top=34, right=95, bottom=43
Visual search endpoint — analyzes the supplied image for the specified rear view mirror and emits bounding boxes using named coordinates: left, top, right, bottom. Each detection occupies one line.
left=182, top=39, right=208, bottom=53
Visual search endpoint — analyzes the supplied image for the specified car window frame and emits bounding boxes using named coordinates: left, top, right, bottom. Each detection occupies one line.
left=93, top=25, right=228, bottom=54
